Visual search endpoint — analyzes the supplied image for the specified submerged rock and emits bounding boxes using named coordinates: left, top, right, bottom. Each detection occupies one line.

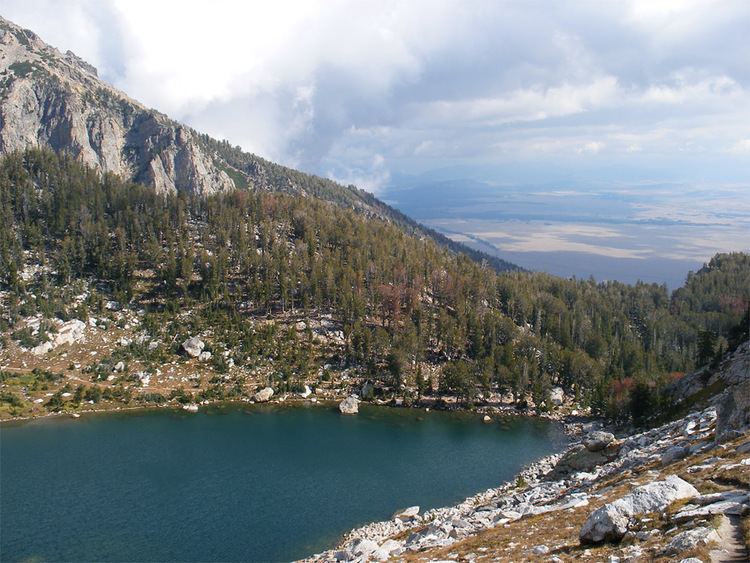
left=339, top=396, right=359, bottom=415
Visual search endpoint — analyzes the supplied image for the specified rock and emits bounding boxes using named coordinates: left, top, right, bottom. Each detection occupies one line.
left=482, top=415, right=492, bottom=423
left=182, top=404, right=198, bottom=413
left=113, top=361, right=125, bottom=372
left=339, top=396, right=359, bottom=414
left=531, top=544, right=550, bottom=555
left=737, top=440, right=750, bottom=454
left=661, top=445, right=690, bottom=465
left=182, top=336, right=205, bottom=358
left=372, top=539, right=403, bottom=560
left=31, top=319, right=87, bottom=355
left=678, top=559, right=704, bottom=563
left=299, top=385, right=312, bottom=398
left=393, top=506, right=420, bottom=520
left=584, top=431, right=615, bottom=452
left=580, top=475, right=699, bottom=544
left=666, top=527, right=720, bottom=554
left=253, top=387, right=274, bottom=402
left=551, top=444, right=615, bottom=477
left=716, top=379, right=750, bottom=441
left=550, top=386, right=565, bottom=406
left=351, top=538, right=378, bottom=557
left=198, top=351, right=212, bottom=361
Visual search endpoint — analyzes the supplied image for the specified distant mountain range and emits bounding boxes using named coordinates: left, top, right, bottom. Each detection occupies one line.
left=0, top=15, right=518, bottom=273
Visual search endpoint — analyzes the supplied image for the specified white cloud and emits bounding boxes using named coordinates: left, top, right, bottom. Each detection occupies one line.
left=729, top=139, right=750, bottom=154
left=2, top=0, right=750, bottom=186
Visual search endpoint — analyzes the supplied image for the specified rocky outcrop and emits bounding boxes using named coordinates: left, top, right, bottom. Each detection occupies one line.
left=579, top=475, right=699, bottom=543
left=0, top=17, right=235, bottom=196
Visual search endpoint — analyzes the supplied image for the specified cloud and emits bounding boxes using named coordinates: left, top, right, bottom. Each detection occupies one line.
left=729, top=139, right=750, bottom=155
left=3, top=0, right=750, bottom=187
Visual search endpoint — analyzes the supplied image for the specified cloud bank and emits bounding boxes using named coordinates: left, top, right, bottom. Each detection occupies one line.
left=3, top=0, right=750, bottom=190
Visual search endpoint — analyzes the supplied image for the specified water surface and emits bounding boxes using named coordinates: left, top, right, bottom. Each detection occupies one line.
left=1, top=404, right=566, bottom=562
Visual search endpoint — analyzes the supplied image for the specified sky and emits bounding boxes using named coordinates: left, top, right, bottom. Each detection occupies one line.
left=2, top=0, right=750, bottom=193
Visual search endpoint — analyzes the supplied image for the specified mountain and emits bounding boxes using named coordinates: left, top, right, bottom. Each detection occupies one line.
left=0, top=15, right=517, bottom=272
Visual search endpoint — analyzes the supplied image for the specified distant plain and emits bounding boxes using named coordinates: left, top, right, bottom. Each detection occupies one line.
left=383, top=179, right=750, bottom=288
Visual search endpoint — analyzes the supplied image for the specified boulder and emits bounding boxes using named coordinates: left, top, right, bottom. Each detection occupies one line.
left=580, top=475, right=699, bottom=544
left=482, top=415, right=492, bottom=423
left=716, top=379, right=750, bottom=441
left=550, top=386, right=565, bottom=406
left=299, top=385, right=312, bottom=398
left=253, top=387, right=274, bottom=402
left=666, top=526, right=720, bottom=554
left=182, top=336, right=205, bottom=358
left=339, top=396, right=359, bottom=414
left=350, top=538, right=378, bottom=557
left=661, top=445, right=690, bottom=466
left=584, top=431, right=615, bottom=452
left=393, top=506, right=420, bottom=520
left=198, top=351, right=212, bottom=361
left=550, top=442, right=617, bottom=477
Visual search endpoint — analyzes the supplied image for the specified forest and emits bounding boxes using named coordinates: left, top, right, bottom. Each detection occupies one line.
left=0, top=149, right=747, bottom=422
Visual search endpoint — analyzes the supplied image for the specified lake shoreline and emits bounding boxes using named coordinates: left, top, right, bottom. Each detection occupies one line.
left=0, top=394, right=591, bottom=438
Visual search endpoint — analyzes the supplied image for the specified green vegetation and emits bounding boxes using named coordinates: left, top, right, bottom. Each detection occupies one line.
left=0, top=149, right=748, bottom=423
left=8, top=61, right=36, bottom=78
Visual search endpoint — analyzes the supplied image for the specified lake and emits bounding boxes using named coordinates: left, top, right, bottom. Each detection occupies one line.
left=0, top=404, right=567, bottom=562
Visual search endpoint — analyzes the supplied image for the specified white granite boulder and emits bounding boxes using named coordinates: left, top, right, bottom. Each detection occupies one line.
left=339, top=396, right=359, bottom=414
left=253, top=387, right=274, bottom=402
left=580, top=475, right=699, bottom=544
left=182, top=336, right=205, bottom=357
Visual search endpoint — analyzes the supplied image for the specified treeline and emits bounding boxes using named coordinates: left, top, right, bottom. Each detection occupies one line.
left=0, top=149, right=747, bottom=422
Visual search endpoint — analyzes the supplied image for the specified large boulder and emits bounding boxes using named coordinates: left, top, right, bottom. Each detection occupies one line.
left=584, top=431, right=615, bottom=452
left=550, top=442, right=618, bottom=477
left=716, top=379, right=750, bottom=441
left=253, top=387, right=274, bottom=402
left=549, top=387, right=565, bottom=406
left=339, top=396, right=359, bottom=414
left=393, top=506, right=420, bottom=521
left=182, top=336, right=205, bottom=358
left=580, top=475, right=699, bottom=544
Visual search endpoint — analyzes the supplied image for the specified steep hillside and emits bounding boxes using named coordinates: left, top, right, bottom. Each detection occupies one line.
left=0, top=150, right=747, bottom=423
left=0, top=15, right=517, bottom=272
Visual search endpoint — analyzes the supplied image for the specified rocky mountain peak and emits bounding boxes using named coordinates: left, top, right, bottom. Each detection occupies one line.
left=0, top=15, right=235, bottom=196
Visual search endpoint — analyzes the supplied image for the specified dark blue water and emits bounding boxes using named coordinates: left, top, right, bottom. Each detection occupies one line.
left=0, top=404, right=566, bottom=562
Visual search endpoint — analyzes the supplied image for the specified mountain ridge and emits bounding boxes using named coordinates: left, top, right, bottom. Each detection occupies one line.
left=0, top=15, right=519, bottom=272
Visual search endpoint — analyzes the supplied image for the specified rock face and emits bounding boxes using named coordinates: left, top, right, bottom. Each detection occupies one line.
left=579, top=475, right=699, bottom=544
left=339, top=396, right=359, bottom=414
left=0, top=19, right=235, bottom=196
left=181, top=336, right=205, bottom=358
left=253, top=387, right=274, bottom=403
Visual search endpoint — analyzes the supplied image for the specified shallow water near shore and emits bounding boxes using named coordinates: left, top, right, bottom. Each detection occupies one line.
left=1, top=403, right=566, bottom=562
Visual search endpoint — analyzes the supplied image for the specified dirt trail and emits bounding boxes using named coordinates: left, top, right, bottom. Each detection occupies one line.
left=711, top=514, right=749, bottom=563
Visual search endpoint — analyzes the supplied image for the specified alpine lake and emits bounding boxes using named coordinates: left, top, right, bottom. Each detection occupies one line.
left=0, top=403, right=567, bottom=562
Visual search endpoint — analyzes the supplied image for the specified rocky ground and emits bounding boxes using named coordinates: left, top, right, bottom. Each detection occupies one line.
left=304, top=343, right=750, bottom=563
